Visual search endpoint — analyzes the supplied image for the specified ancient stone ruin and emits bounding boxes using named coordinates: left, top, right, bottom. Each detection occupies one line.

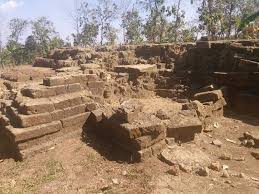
left=1, top=40, right=259, bottom=162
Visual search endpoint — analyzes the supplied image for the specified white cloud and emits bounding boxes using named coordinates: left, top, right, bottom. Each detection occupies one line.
left=0, top=0, right=24, bottom=13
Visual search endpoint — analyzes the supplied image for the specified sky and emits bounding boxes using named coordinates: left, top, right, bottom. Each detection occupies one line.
left=0, top=0, right=199, bottom=44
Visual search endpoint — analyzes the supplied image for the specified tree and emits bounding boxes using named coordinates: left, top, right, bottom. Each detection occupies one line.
left=140, top=0, right=168, bottom=42
left=8, top=18, right=28, bottom=42
left=31, top=17, right=57, bottom=56
left=140, top=0, right=186, bottom=43
left=121, top=7, right=143, bottom=44
left=81, top=22, right=99, bottom=45
left=24, top=35, right=37, bottom=63
left=6, top=18, right=28, bottom=65
left=198, top=0, right=224, bottom=40
left=93, top=0, right=118, bottom=45
left=104, top=25, right=118, bottom=45
left=71, top=1, right=99, bottom=46
left=6, top=40, right=25, bottom=65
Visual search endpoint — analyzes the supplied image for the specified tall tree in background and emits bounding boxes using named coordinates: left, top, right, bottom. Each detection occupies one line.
left=24, top=35, right=37, bottom=63
left=8, top=18, right=28, bottom=42
left=6, top=18, right=28, bottom=65
left=71, top=1, right=99, bottom=46
left=198, top=0, right=224, bottom=39
left=31, top=17, right=58, bottom=57
left=122, top=7, right=143, bottom=44
left=140, top=0, right=168, bottom=42
left=93, top=0, right=118, bottom=45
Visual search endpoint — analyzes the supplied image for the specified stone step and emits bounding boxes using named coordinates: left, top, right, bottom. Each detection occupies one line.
left=21, top=83, right=82, bottom=98
left=43, top=74, right=98, bottom=87
left=16, top=92, right=86, bottom=115
left=4, top=121, right=63, bottom=144
left=6, top=104, right=88, bottom=128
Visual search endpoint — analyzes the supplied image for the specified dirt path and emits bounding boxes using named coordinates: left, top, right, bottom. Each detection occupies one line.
left=0, top=111, right=259, bottom=194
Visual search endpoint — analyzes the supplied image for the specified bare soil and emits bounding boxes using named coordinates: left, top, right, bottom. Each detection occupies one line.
left=0, top=65, right=55, bottom=83
left=0, top=108, right=259, bottom=194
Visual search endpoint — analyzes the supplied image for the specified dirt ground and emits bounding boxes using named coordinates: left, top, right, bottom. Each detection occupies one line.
left=0, top=65, right=55, bottom=83
left=0, top=110, right=259, bottom=194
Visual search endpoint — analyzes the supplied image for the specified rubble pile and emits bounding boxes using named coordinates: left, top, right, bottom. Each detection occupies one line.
left=86, top=100, right=167, bottom=161
left=0, top=72, right=106, bottom=157
left=1, top=39, right=259, bottom=161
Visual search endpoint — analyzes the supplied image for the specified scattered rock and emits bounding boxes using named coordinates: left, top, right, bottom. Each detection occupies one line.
left=246, top=139, right=255, bottom=147
left=222, top=165, right=229, bottom=170
left=204, top=127, right=213, bottom=133
left=225, top=138, right=237, bottom=144
left=179, top=164, right=192, bottom=173
left=156, top=109, right=170, bottom=120
left=221, top=170, right=230, bottom=178
left=251, top=151, right=259, bottom=160
left=112, top=178, right=119, bottom=185
left=225, top=180, right=232, bottom=184
left=160, top=145, right=211, bottom=171
left=219, top=153, right=232, bottom=160
left=212, top=139, right=223, bottom=147
left=233, top=156, right=245, bottom=161
left=213, top=122, right=220, bottom=129
left=209, top=161, right=221, bottom=172
left=239, top=173, right=248, bottom=179
left=167, top=165, right=180, bottom=176
left=101, top=185, right=112, bottom=192
left=243, top=132, right=259, bottom=147
left=165, top=138, right=175, bottom=145
left=122, top=171, right=127, bottom=176
left=196, top=167, right=210, bottom=177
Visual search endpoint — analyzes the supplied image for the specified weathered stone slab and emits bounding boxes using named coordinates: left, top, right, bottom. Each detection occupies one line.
left=114, top=114, right=165, bottom=139
left=51, top=93, right=83, bottom=110
left=61, top=112, right=90, bottom=129
left=81, top=63, right=101, bottom=70
left=194, top=90, right=223, bottom=103
left=5, top=121, right=62, bottom=143
left=133, top=140, right=166, bottom=162
left=19, top=98, right=55, bottom=115
left=160, top=144, right=211, bottom=170
left=115, top=64, right=158, bottom=74
left=115, top=99, right=144, bottom=123
left=88, top=81, right=105, bottom=96
left=167, top=112, right=202, bottom=142
left=116, top=132, right=166, bottom=152
left=239, top=59, right=259, bottom=72
left=17, top=112, right=52, bottom=128
left=22, top=83, right=82, bottom=99
left=43, top=76, right=67, bottom=86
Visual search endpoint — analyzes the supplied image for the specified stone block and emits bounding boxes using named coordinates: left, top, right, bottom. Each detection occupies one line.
left=114, top=114, right=165, bottom=139
left=19, top=98, right=55, bottom=115
left=194, top=90, right=223, bottom=103
left=116, top=132, right=166, bottom=152
left=133, top=140, right=166, bottom=162
left=43, top=76, right=66, bottom=86
left=61, top=112, right=90, bottom=129
left=17, top=112, right=52, bottom=128
left=167, top=113, right=202, bottom=142
left=89, top=109, right=104, bottom=123
left=213, top=98, right=227, bottom=111
left=6, top=121, right=62, bottom=143
left=239, top=59, right=259, bottom=72
left=85, top=102, right=97, bottom=112
left=66, top=83, right=82, bottom=93
left=115, top=99, right=144, bottom=123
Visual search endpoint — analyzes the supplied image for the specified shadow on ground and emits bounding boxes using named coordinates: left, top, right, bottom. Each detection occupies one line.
left=0, top=130, right=22, bottom=161
left=81, top=126, right=135, bottom=164
left=224, top=108, right=259, bottom=127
